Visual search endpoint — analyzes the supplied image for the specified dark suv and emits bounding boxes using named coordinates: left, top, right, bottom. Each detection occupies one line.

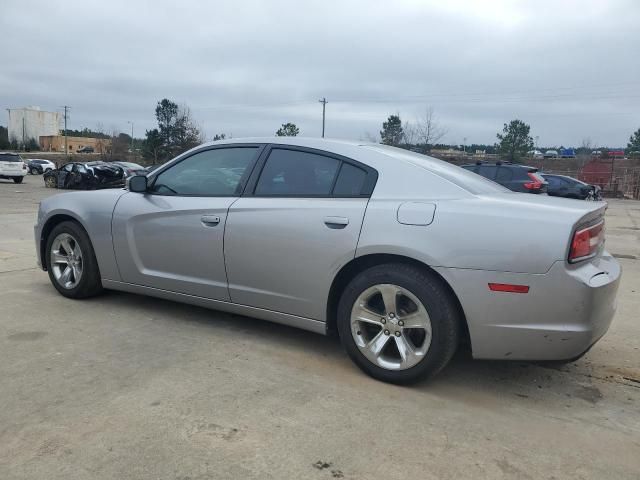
left=461, top=162, right=547, bottom=194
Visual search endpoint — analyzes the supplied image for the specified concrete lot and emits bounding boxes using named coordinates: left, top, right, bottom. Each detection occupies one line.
left=1, top=177, right=639, bottom=480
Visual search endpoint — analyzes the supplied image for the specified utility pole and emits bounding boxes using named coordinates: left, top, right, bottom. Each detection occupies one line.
left=318, top=97, right=327, bottom=138
left=127, top=121, right=134, bottom=159
left=61, top=106, right=70, bottom=157
left=463, top=137, right=467, bottom=155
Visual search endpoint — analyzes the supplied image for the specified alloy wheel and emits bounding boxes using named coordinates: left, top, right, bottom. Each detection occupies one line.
left=350, top=283, right=432, bottom=370
left=50, top=233, right=83, bottom=289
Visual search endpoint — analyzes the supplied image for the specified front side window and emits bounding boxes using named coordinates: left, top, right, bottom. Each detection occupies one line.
left=151, top=147, right=258, bottom=196
left=255, top=149, right=340, bottom=196
left=62, top=164, right=73, bottom=172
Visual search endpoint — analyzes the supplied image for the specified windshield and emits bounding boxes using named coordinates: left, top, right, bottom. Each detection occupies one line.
left=364, top=145, right=511, bottom=195
left=0, top=154, right=22, bottom=162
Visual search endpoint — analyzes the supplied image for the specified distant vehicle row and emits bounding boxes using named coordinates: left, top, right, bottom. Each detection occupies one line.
left=528, top=149, right=576, bottom=159
left=461, top=162, right=601, bottom=200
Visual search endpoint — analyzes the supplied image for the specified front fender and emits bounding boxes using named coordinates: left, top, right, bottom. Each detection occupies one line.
left=37, top=190, right=127, bottom=280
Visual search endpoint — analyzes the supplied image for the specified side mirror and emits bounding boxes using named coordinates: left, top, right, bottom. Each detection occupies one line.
left=128, top=175, right=148, bottom=193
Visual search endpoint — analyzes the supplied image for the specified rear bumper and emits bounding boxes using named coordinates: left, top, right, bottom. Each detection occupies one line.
left=0, top=172, right=26, bottom=178
left=435, top=252, right=621, bottom=360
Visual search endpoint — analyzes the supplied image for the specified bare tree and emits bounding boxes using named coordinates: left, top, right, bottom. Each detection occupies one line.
left=415, top=107, right=447, bottom=151
left=403, top=121, right=417, bottom=146
left=578, top=137, right=594, bottom=168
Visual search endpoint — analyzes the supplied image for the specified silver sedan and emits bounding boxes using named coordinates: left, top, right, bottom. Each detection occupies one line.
left=34, top=138, right=621, bottom=383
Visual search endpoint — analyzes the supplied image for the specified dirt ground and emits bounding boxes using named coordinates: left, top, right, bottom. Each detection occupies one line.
left=1, top=177, right=638, bottom=480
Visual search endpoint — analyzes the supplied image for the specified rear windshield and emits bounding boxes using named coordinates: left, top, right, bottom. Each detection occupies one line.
left=0, top=154, right=22, bottom=162
left=364, top=145, right=510, bottom=195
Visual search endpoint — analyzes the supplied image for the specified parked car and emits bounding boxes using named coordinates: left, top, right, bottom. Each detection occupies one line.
left=112, top=161, right=148, bottom=177
left=528, top=150, right=544, bottom=159
left=0, top=152, right=27, bottom=183
left=34, top=138, right=620, bottom=384
left=559, top=148, right=576, bottom=158
left=77, top=146, right=95, bottom=153
left=461, top=162, right=548, bottom=194
left=144, top=164, right=163, bottom=174
left=544, top=150, right=559, bottom=158
left=43, top=161, right=125, bottom=190
left=542, top=174, right=602, bottom=200
left=27, top=158, right=56, bottom=174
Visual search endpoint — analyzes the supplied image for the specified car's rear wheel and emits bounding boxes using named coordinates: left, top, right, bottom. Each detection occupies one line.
left=13, top=177, right=23, bottom=184
left=45, top=221, right=103, bottom=299
left=337, top=263, right=460, bottom=384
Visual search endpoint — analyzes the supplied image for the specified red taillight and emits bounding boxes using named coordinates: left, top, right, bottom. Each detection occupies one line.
left=488, top=283, right=530, bottom=294
left=523, top=172, right=542, bottom=190
left=569, top=220, right=604, bottom=263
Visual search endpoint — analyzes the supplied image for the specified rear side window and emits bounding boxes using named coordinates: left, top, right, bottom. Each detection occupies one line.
left=496, top=167, right=513, bottom=181
left=0, top=154, right=21, bottom=162
left=544, top=176, right=560, bottom=187
left=477, top=165, right=498, bottom=180
left=255, top=149, right=340, bottom=196
left=333, top=163, right=367, bottom=196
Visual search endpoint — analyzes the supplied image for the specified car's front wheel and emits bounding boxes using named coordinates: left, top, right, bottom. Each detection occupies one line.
left=45, top=221, right=103, bottom=299
left=337, top=263, right=460, bottom=384
left=44, top=176, right=56, bottom=188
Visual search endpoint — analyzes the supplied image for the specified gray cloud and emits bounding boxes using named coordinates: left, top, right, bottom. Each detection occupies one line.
left=2, top=0, right=639, bottom=146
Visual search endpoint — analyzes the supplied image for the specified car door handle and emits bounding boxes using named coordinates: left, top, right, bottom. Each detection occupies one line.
left=201, top=215, right=221, bottom=226
left=324, top=216, right=349, bottom=229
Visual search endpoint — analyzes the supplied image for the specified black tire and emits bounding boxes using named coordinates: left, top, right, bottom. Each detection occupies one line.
left=13, top=177, right=23, bottom=184
left=45, top=221, right=103, bottom=299
left=337, top=263, right=460, bottom=384
left=29, top=168, right=36, bottom=175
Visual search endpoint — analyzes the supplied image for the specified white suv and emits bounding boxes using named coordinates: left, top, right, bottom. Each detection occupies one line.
left=0, top=153, right=28, bottom=183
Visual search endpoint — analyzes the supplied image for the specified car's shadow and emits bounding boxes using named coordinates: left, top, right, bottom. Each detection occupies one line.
left=91, top=289, right=593, bottom=398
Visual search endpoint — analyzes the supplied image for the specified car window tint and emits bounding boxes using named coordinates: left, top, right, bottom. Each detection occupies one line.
left=0, top=154, right=21, bottom=162
left=333, top=163, right=366, bottom=196
left=496, top=167, right=513, bottom=181
left=62, top=164, right=73, bottom=172
left=255, top=149, right=340, bottom=196
left=545, top=176, right=560, bottom=187
left=151, top=148, right=258, bottom=196
left=477, top=165, right=497, bottom=180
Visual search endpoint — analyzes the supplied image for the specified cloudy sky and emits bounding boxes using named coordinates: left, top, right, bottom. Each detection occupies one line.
left=2, top=0, right=639, bottom=147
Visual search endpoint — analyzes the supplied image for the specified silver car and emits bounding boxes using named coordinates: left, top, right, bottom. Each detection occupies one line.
left=34, top=138, right=621, bottom=383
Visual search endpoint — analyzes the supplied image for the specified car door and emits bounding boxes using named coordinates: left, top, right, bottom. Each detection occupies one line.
left=69, top=163, right=89, bottom=189
left=225, top=145, right=377, bottom=320
left=112, top=145, right=263, bottom=300
left=57, top=163, right=74, bottom=188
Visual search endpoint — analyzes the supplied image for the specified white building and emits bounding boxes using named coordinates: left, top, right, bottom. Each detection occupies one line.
left=7, top=106, right=60, bottom=147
